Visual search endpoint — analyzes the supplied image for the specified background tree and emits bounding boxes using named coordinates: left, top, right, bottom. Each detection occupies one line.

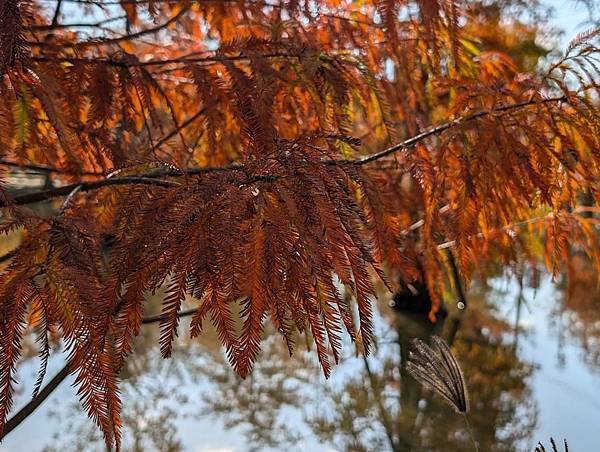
left=0, top=0, right=599, bottom=449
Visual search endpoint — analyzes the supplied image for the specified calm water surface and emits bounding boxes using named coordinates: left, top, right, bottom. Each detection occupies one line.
left=2, top=265, right=600, bottom=452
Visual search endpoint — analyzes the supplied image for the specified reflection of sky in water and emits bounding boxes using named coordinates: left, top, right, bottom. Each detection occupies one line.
left=4, top=273, right=600, bottom=451
left=491, top=276, right=600, bottom=451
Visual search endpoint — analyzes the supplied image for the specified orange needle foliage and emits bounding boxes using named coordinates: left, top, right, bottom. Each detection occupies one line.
left=0, top=0, right=599, bottom=449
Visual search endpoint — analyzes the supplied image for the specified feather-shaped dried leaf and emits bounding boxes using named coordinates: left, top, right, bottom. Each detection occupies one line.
left=406, top=335, right=469, bottom=413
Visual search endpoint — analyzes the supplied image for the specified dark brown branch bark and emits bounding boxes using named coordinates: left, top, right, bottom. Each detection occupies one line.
left=31, top=52, right=297, bottom=67
left=4, top=169, right=257, bottom=206
left=29, top=6, right=189, bottom=48
left=0, top=96, right=567, bottom=207
left=353, top=95, right=567, bottom=165
left=51, top=0, right=63, bottom=26
left=362, top=355, right=402, bottom=452
left=141, top=307, right=198, bottom=324
left=3, top=177, right=180, bottom=207
left=0, top=307, right=198, bottom=439
left=446, top=249, right=467, bottom=309
left=0, top=248, right=18, bottom=264
left=29, top=15, right=126, bottom=31
left=0, top=159, right=103, bottom=176
left=1, top=363, right=70, bottom=438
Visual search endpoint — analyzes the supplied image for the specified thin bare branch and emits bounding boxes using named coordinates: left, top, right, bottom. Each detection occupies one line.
left=0, top=307, right=199, bottom=439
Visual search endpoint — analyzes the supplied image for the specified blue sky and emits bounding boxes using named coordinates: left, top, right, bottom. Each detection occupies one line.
left=545, top=0, right=597, bottom=46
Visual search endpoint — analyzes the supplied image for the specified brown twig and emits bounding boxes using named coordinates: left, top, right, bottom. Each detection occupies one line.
left=50, top=0, right=62, bottom=26
left=28, top=15, right=126, bottom=31
left=3, top=177, right=180, bottom=207
left=28, top=6, right=190, bottom=48
left=30, top=52, right=298, bottom=67
left=1, top=96, right=568, bottom=206
left=0, top=159, right=104, bottom=176
left=1, top=364, right=70, bottom=438
left=353, top=96, right=567, bottom=165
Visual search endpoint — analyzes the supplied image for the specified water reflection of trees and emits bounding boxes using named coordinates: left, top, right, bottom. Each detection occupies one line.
left=44, top=378, right=184, bottom=452
left=199, top=335, right=314, bottom=451
left=41, top=316, right=205, bottom=452
left=554, top=255, right=600, bottom=372
left=197, top=284, right=538, bottom=451
left=36, top=283, right=538, bottom=451
left=305, top=294, right=537, bottom=451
